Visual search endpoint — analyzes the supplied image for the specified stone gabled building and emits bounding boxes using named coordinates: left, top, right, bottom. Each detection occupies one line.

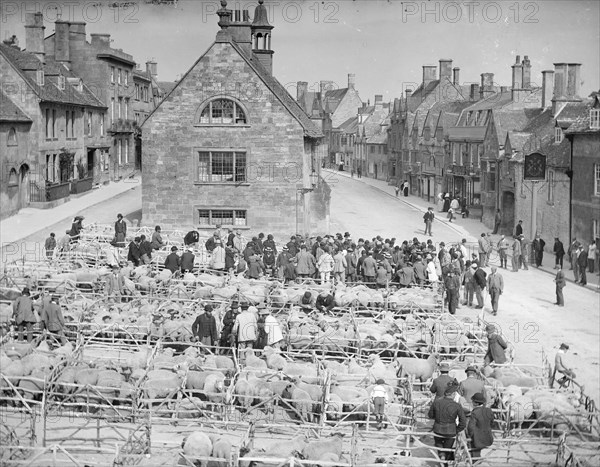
left=142, top=0, right=328, bottom=236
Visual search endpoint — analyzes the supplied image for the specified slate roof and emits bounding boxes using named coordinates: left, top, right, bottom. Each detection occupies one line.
left=133, top=69, right=152, bottom=81
left=0, top=44, right=105, bottom=108
left=323, top=88, right=348, bottom=114
left=339, top=116, right=358, bottom=133
left=564, top=96, right=599, bottom=135
left=157, top=81, right=177, bottom=95
left=0, top=89, right=32, bottom=122
left=151, top=37, right=322, bottom=138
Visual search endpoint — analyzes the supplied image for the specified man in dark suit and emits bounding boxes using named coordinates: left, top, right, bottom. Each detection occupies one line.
left=467, top=392, right=494, bottom=460
left=428, top=384, right=467, bottom=462
left=553, top=237, right=565, bottom=269
left=429, top=362, right=455, bottom=399
left=180, top=247, right=195, bottom=273
left=164, top=246, right=180, bottom=273
left=577, top=245, right=588, bottom=286
left=513, top=220, right=523, bottom=238
left=127, top=237, right=142, bottom=266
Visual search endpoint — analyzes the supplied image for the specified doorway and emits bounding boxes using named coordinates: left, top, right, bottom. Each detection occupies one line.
left=19, top=164, right=30, bottom=207
left=502, top=191, right=515, bottom=234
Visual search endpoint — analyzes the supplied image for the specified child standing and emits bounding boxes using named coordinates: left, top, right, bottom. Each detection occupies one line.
left=371, top=378, right=389, bottom=430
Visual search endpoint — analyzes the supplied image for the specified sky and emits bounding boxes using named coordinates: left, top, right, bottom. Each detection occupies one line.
left=1, top=0, right=598, bottom=102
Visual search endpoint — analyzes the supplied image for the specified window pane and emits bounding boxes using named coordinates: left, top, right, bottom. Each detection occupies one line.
left=198, top=210, right=210, bottom=225
left=212, top=209, right=233, bottom=226
left=198, top=152, right=209, bottom=182
left=235, top=152, right=246, bottom=182
left=200, top=105, right=211, bottom=124
left=234, top=210, right=247, bottom=226
left=235, top=103, right=247, bottom=124
left=212, top=151, right=234, bottom=182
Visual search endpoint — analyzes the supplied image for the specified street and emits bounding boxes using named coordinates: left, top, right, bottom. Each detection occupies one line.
left=329, top=173, right=600, bottom=402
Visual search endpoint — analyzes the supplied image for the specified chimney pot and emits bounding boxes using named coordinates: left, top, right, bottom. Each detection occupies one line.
left=320, top=80, right=333, bottom=95
left=348, top=73, right=355, bottom=89
left=566, top=63, right=582, bottom=98
left=25, top=12, right=45, bottom=62
left=297, top=81, right=308, bottom=102
left=470, top=84, right=480, bottom=100
left=374, top=95, right=383, bottom=105
left=542, top=70, right=554, bottom=109
left=515, top=55, right=521, bottom=64
left=452, top=67, right=460, bottom=85
left=439, top=59, right=453, bottom=81
left=422, top=65, right=437, bottom=87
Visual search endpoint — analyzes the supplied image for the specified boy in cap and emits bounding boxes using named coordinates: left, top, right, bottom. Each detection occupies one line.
left=458, top=365, right=486, bottom=407
left=164, top=246, right=180, bottom=273
left=467, top=392, right=494, bottom=460
left=370, top=378, right=389, bottom=430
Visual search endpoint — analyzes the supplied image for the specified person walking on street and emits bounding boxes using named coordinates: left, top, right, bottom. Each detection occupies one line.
left=520, top=235, right=530, bottom=270
left=569, top=240, right=580, bottom=279
left=428, top=384, right=467, bottom=463
left=588, top=240, right=596, bottom=274
left=554, top=266, right=566, bottom=307
left=44, top=233, right=56, bottom=259
left=423, top=207, right=435, bottom=236
left=192, top=305, right=218, bottom=350
left=533, top=235, right=546, bottom=268
left=487, top=267, right=503, bottom=316
left=511, top=238, right=521, bottom=272
left=492, top=209, right=502, bottom=234
left=395, top=185, right=400, bottom=197
left=577, top=245, right=588, bottom=286
left=478, top=233, right=488, bottom=267
left=467, top=393, right=494, bottom=461
left=497, top=235, right=509, bottom=269
left=403, top=180, right=409, bottom=197
left=12, top=287, right=36, bottom=343
left=472, top=263, right=487, bottom=309
left=112, top=214, right=127, bottom=247
left=40, top=295, right=67, bottom=345
left=553, top=237, right=565, bottom=269
left=462, top=261, right=475, bottom=306
left=483, top=324, right=508, bottom=366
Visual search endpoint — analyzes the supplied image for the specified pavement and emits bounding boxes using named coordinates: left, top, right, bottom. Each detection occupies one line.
left=324, top=169, right=600, bottom=292
left=1, top=175, right=141, bottom=249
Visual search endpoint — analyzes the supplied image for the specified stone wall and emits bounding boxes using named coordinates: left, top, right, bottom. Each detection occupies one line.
left=142, top=41, right=328, bottom=237
left=571, top=133, right=600, bottom=243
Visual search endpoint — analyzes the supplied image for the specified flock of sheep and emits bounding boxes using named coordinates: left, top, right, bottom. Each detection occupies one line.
left=0, top=226, right=597, bottom=466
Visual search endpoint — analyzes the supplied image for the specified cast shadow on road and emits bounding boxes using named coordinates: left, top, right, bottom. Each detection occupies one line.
left=535, top=298, right=556, bottom=306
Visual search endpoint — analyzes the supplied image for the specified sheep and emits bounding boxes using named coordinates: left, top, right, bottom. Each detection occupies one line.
left=207, top=437, right=233, bottom=467
left=282, top=383, right=314, bottom=423
left=395, top=354, right=437, bottom=382
left=18, top=369, right=46, bottom=401
left=501, top=384, right=523, bottom=405
left=490, top=367, right=537, bottom=388
left=301, top=432, right=344, bottom=462
left=142, top=369, right=182, bottom=401
left=325, top=393, right=343, bottom=420
left=242, top=348, right=267, bottom=370
left=202, top=373, right=226, bottom=409
left=180, top=431, right=213, bottom=467
left=234, top=378, right=254, bottom=411
left=263, top=346, right=286, bottom=371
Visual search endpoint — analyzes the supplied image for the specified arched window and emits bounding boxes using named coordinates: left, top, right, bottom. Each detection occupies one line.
left=198, top=98, right=247, bottom=125
left=8, top=168, right=18, bottom=187
left=7, top=127, right=17, bottom=146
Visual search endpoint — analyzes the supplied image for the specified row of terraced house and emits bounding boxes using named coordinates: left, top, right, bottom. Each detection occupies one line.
left=0, top=13, right=175, bottom=219
left=301, top=57, right=600, bottom=246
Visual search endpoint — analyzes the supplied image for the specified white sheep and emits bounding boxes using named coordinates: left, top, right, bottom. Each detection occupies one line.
left=301, top=433, right=344, bottom=461
left=395, top=354, right=437, bottom=382
left=180, top=431, right=212, bottom=467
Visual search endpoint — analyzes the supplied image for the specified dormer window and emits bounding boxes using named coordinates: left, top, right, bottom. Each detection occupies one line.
left=58, top=75, right=65, bottom=90
left=37, top=69, right=44, bottom=86
left=591, top=109, right=600, bottom=130
left=555, top=126, right=563, bottom=143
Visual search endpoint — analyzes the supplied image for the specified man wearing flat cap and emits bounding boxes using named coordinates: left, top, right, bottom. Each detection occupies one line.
left=484, top=324, right=508, bottom=365
left=430, top=362, right=456, bottom=399
left=467, top=392, right=494, bottom=460
left=458, top=365, right=486, bottom=409
left=192, top=304, right=218, bottom=350
left=428, top=382, right=467, bottom=462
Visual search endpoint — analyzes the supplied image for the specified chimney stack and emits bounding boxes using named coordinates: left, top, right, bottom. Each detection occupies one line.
left=91, top=33, right=111, bottom=49
left=348, top=73, right=355, bottom=89
left=405, top=89, right=413, bottom=98
left=480, top=73, right=495, bottom=98
left=297, top=81, right=308, bottom=103
left=68, top=22, right=86, bottom=62
left=470, top=84, right=480, bottom=100
left=227, top=9, right=252, bottom=55
left=512, top=55, right=523, bottom=90
left=452, top=67, right=460, bottom=85
left=566, top=63, right=581, bottom=98
left=146, top=60, right=158, bottom=80
left=422, top=65, right=437, bottom=87
left=522, top=55, right=531, bottom=89
left=439, top=59, right=453, bottom=81
left=25, top=12, right=45, bottom=63
left=374, top=95, right=383, bottom=106
left=54, top=20, right=70, bottom=66
left=542, top=70, right=554, bottom=109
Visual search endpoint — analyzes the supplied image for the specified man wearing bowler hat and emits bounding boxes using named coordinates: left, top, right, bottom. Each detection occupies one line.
left=430, top=361, right=456, bottom=399
left=428, top=383, right=467, bottom=462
